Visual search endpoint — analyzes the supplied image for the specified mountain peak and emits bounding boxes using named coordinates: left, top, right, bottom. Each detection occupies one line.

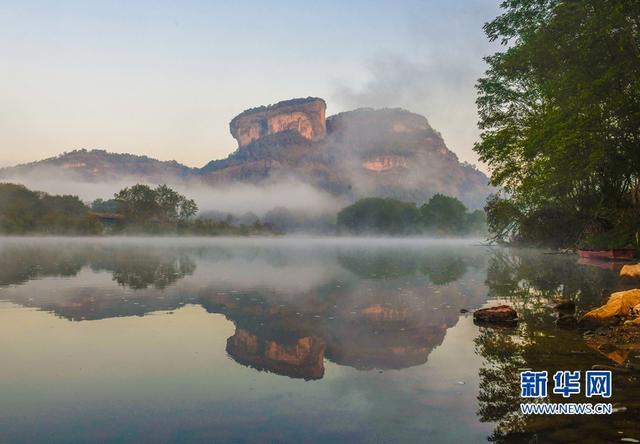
left=229, top=97, right=326, bottom=147
left=0, top=98, right=491, bottom=208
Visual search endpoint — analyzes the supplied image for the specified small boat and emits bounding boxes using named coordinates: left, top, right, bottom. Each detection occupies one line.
left=577, top=249, right=637, bottom=261
left=577, top=257, right=628, bottom=271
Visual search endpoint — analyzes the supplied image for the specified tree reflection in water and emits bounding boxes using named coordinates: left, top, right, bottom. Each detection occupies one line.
left=0, top=245, right=86, bottom=285
left=0, top=243, right=196, bottom=320
left=93, top=251, right=196, bottom=290
left=0, top=244, right=196, bottom=291
left=0, top=241, right=490, bottom=379
left=338, top=249, right=474, bottom=285
left=477, top=249, right=639, bottom=443
left=2, top=241, right=637, bottom=441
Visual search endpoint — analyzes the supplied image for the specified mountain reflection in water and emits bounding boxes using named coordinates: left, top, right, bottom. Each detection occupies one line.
left=0, top=238, right=638, bottom=443
left=0, top=238, right=488, bottom=379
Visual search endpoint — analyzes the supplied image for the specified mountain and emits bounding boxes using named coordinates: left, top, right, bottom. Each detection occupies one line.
left=0, top=97, right=492, bottom=208
left=0, top=149, right=195, bottom=183
left=202, top=97, right=491, bottom=207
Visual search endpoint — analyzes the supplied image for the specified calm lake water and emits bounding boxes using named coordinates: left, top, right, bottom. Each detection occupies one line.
left=0, top=237, right=638, bottom=443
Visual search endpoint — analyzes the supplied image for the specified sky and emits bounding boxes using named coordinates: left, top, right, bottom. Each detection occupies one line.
left=0, top=0, right=502, bottom=170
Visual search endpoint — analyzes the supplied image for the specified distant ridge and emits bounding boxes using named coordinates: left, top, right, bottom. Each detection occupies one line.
left=0, top=149, right=195, bottom=182
left=0, top=98, right=492, bottom=208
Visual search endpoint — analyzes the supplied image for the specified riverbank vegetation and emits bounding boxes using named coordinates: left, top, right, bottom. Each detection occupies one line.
left=0, top=183, right=101, bottom=234
left=0, top=183, right=274, bottom=236
left=1, top=182, right=486, bottom=237
left=476, top=0, right=640, bottom=249
left=336, top=194, right=486, bottom=236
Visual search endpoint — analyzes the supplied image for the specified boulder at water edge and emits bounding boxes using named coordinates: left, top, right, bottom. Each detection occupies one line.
left=473, top=305, right=518, bottom=325
left=620, top=264, right=640, bottom=280
left=579, top=289, right=640, bottom=328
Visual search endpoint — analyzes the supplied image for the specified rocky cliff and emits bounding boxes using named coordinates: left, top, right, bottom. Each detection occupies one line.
left=0, top=97, right=492, bottom=209
left=323, top=108, right=491, bottom=207
left=229, top=97, right=326, bottom=147
left=204, top=101, right=492, bottom=208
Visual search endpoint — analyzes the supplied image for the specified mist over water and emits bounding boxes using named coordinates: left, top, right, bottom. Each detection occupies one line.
left=0, top=236, right=638, bottom=443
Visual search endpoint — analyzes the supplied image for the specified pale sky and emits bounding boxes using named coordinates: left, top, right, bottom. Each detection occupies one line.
left=0, top=0, right=501, bottom=170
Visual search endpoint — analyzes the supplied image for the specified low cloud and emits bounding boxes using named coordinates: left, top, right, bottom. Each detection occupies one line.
left=179, top=180, right=343, bottom=216
left=1, top=168, right=342, bottom=217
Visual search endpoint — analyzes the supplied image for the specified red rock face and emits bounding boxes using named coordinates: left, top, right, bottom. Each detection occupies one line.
left=229, top=97, right=326, bottom=147
left=233, top=328, right=259, bottom=354
left=361, top=155, right=409, bottom=172
left=359, top=304, right=409, bottom=321
left=265, top=336, right=321, bottom=366
left=0, top=99, right=493, bottom=209
left=226, top=327, right=326, bottom=380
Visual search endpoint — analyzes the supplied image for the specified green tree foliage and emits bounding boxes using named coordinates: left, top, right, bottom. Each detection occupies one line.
left=114, top=184, right=198, bottom=228
left=0, top=182, right=274, bottom=236
left=337, top=195, right=486, bottom=236
left=476, top=0, right=640, bottom=248
left=420, top=194, right=469, bottom=234
left=0, top=183, right=100, bottom=234
left=466, top=209, right=487, bottom=234
left=337, top=198, right=421, bottom=235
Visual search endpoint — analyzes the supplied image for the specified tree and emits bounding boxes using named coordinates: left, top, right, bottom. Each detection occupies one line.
left=114, top=184, right=198, bottom=227
left=337, top=198, right=420, bottom=235
left=0, top=183, right=100, bottom=234
left=466, top=209, right=487, bottom=235
left=475, top=0, right=640, bottom=247
left=114, top=184, right=159, bottom=224
left=420, top=194, right=469, bottom=234
left=0, top=183, right=42, bottom=232
left=178, top=198, right=198, bottom=223
left=336, top=195, right=486, bottom=236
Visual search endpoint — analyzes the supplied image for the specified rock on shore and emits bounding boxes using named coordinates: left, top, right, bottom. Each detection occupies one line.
left=579, top=289, right=640, bottom=328
left=473, top=305, right=518, bottom=325
left=620, top=263, right=640, bottom=280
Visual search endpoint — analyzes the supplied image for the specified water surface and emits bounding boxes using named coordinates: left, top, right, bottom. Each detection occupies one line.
left=0, top=237, right=638, bottom=443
